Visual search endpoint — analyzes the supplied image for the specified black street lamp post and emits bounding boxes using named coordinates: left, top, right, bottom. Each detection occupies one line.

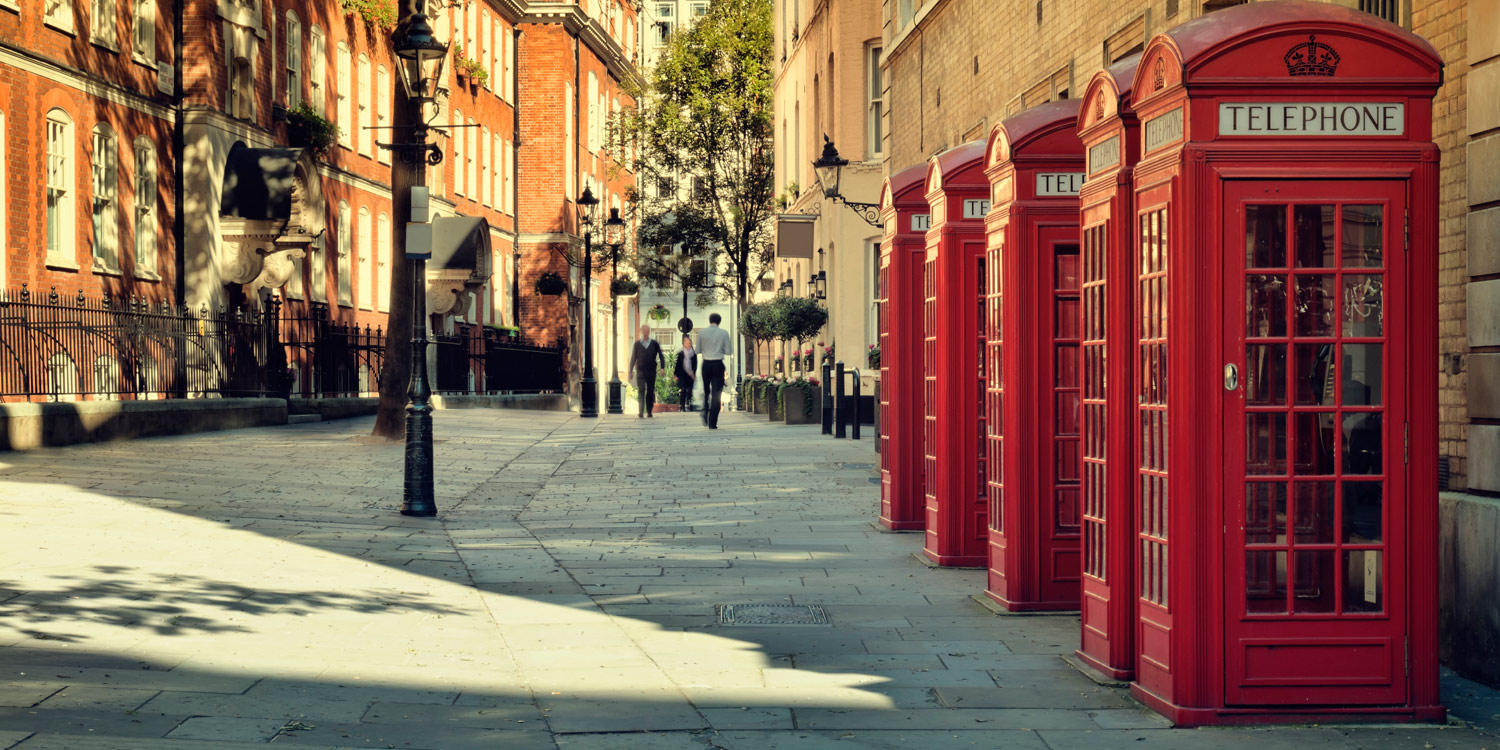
left=387, top=9, right=447, bottom=517
left=577, top=186, right=600, bottom=419
left=603, top=208, right=627, bottom=415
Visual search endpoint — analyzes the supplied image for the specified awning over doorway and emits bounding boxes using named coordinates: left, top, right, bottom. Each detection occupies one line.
left=431, top=216, right=491, bottom=271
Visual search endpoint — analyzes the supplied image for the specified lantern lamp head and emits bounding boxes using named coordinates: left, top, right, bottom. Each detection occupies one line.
left=604, top=207, right=627, bottom=249
left=393, top=12, right=448, bottom=103
left=576, top=184, right=599, bottom=230
left=812, top=135, right=848, bottom=200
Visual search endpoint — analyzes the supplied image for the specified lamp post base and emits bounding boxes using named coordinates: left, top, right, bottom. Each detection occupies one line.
left=606, top=377, right=623, bottom=414
left=580, top=375, right=599, bottom=418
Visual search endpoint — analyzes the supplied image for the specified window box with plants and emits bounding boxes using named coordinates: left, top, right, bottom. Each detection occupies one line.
left=338, top=0, right=397, bottom=28
left=282, top=102, right=340, bottom=156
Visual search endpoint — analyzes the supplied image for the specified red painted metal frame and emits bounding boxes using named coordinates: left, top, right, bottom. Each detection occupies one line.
left=1120, top=1, right=1443, bottom=726
left=982, top=100, right=1088, bottom=611
left=880, top=165, right=933, bottom=531
left=921, top=141, right=990, bottom=567
left=1074, top=56, right=1143, bottom=681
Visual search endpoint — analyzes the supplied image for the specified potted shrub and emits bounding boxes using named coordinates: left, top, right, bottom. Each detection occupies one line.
left=867, top=343, right=881, bottom=369
left=534, top=271, right=567, bottom=296
left=338, top=0, right=396, bottom=27
left=283, top=102, right=339, bottom=156
left=610, top=276, right=639, bottom=297
left=647, top=303, right=671, bottom=322
left=782, top=377, right=817, bottom=426
left=651, top=369, right=680, bottom=413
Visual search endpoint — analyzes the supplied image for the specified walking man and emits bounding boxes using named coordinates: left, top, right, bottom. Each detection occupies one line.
left=696, top=313, right=732, bottom=429
left=628, top=324, right=666, bottom=418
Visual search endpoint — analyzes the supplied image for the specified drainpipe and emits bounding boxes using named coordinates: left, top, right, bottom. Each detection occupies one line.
left=511, top=25, right=522, bottom=328
left=172, top=0, right=185, bottom=305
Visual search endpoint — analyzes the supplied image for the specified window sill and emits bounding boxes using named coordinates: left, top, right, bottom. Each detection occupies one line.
left=338, top=299, right=353, bottom=308
left=91, top=38, right=120, bottom=54
left=0, top=0, right=19, bottom=14
left=135, top=271, right=162, bottom=282
left=44, top=19, right=76, bottom=37
left=92, top=263, right=123, bottom=278
left=133, top=53, right=158, bottom=71
left=46, top=257, right=81, bottom=272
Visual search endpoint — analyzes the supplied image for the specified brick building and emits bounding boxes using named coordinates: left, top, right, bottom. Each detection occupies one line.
left=1, top=0, right=638, bottom=403
left=877, top=0, right=1499, bottom=687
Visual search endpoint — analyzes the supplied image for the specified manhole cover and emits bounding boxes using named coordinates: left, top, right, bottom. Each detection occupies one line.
left=716, top=604, right=831, bottom=627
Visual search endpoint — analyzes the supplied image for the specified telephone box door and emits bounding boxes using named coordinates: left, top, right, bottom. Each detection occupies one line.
left=1223, top=180, right=1408, bottom=707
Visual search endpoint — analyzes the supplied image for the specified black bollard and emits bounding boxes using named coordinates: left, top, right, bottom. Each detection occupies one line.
left=834, top=360, right=847, bottom=439
left=822, top=359, right=834, bottom=435
left=851, top=368, right=861, bottom=441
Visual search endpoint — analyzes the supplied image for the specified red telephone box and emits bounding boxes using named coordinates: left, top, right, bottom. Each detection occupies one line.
left=1073, top=56, right=1143, bottom=680
left=880, top=165, right=933, bottom=532
left=1122, top=1, right=1443, bottom=724
left=982, top=100, right=1086, bottom=611
left=922, top=140, right=989, bottom=567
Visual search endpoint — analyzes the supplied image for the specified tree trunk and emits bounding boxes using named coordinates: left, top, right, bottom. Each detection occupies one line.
left=371, top=6, right=421, bottom=440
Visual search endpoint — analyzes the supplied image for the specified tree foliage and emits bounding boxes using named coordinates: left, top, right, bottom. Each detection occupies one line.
left=741, top=296, right=827, bottom=346
left=615, top=0, right=776, bottom=362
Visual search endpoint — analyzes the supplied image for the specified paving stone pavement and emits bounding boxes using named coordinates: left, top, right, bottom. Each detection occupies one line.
left=0, top=409, right=1494, bottom=749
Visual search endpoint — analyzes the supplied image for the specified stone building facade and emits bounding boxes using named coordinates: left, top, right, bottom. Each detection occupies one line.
left=879, top=0, right=1499, bottom=686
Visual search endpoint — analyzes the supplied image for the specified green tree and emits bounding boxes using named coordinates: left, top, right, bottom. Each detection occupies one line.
left=615, top=0, right=776, bottom=372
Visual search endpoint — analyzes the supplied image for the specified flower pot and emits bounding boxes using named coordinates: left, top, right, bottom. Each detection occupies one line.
left=652, top=403, right=680, bottom=413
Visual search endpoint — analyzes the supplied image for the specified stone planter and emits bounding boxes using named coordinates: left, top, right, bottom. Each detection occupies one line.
left=754, top=385, right=769, bottom=415
left=783, top=387, right=815, bottom=425
left=652, top=403, right=680, bottom=413
left=767, top=388, right=785, bottom=421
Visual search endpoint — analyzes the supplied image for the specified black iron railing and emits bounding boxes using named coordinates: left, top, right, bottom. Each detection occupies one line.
left=278, top=300, right=387, bottom=399
left=0, top=285, right=266, bottom=402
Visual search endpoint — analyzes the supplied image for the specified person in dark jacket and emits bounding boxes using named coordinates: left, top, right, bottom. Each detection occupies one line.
left=674, top=335, right=698, bottom=411
left=628, top=324, right=667, bottom=418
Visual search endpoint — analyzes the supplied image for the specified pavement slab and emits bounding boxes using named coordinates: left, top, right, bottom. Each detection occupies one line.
left=0, top=410, right=1494, bottom=750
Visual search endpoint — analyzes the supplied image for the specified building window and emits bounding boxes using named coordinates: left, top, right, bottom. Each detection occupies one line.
left=481, top=126, right=491, bottom=206
left=132, top=0, right=155, bottom=62
left=587, top=72, right=599, bottom=151
left=467, top=117, right=478, bottom=199
left=45, top=0, right=73, bottom=33
left=492, top=132, right=503, bottom=210
left=867, top=45, right=884, bottom=159
left=91, top=123, right=120, bottom=272
left=655, top=20, right=672, bottom=45
left=377, top=213, right=391, bottom=312
left=357, top=206, right=371, bottom=309
left=358, top=55, right=372, bottom=156
left=377, top=65, right=391, bottom=164
left=228, top=55, right=253, bottom=119
left=91, top=0, right=117, bottom=48
left=46, top=110, right=75, bottom=267
left=1359, top=0, right=1402, bottom=24
left=309, top=27, right=326, bottom=114
left=337, top=43, right=352, bottom=148
left=453, top=108, right=464, bottom=195
left=692, top=3, right=708, bottom=17
left=285, top=12, right=302, bottom=107
left=133, top=138, right=157, bottom=277
left=658, top=177, right=673, bottom=199
left=691, top=175, right=706, bottom=200
left=309, top=234, right=326, bottom=302
left=336, top=202, right=352, bottom=305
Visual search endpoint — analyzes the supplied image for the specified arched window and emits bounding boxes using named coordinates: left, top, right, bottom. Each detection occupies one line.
left=91, top=123, right=121, bottom=272
left=45, top=109, right=76, bottom=267
left=94, top=355, right=121, bottom=400
left=453, top=108, right=465, bottom=195
left=285, top=11, right=302, bottom=108
left=336, top=42, right=352, bottom=148
left=133, top=137, right=158, bottom=276
left=336, top=201, right=352, bottom=305
left=46, top=353, right=79, bottom=402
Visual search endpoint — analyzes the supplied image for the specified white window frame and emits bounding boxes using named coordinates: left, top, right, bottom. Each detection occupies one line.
left=336, top=201, right=352, bottom=305
left=377, top=212, right=391, bottom=312
left=285, top=12, right=302, bottom=108
left=467, top=117, right=477, bottom=200
left=133, top=137, right=158, bottom=278
left=91, top=0, right=117, bottom=49
left=309, top=27, right=326, bottom=114
left=132, top=0, right=156, bottom=65
left=336, top=43, right=352, bottom=149
left=492, top=132, right=503, bottom=211
left=357, top=206, right=372, bottom=310
left=867, top=44, right=885, bottom=159
left=453, top=108, right=464, bottom=196
left=358, top=54, right=372, bottom=156
left=91, top=123, right=120, bottom=273
left=377, top=65, right=391, bottom=164
left=309, top=234, right=326, bottom=302
left=587, top=72, right=599, bottom=152
left=45, top=0, right=74, bottom=33
left=45, top=109, right=76, bottom=269
left=481, top=127, right=491, bottom=206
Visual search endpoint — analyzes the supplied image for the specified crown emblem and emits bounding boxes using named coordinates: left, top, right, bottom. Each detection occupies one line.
left=1284, top=34, right=1340, bottom=76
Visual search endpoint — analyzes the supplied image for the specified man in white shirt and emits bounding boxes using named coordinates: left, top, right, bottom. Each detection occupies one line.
left=696, top=313, right=732, bottom=429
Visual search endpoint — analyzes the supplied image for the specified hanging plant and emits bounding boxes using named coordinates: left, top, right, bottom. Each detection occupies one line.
left=867, top=343, right=881, bottom=369
left=610, top=276, right=640, bottom=297
left=534, top=271, right=567, bottom=296
left=647, top=304, right=671, bottom=321
left=338, top=0, right=397, bottom=28
left=283, top=102, right=339, bottom=156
